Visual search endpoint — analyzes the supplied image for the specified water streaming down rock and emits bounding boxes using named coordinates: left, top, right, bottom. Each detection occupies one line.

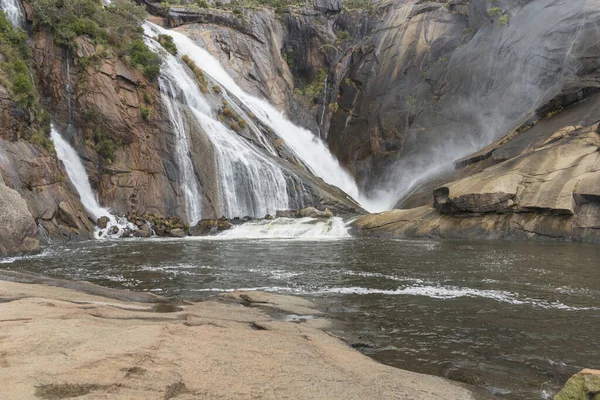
left=147, top=24, right=378, bottom=212
left=49, top=126, right=134, bottom=238
left=0, top=0, right=24, bottom=27
left=145, top=26, right=291, bottom=218
left=218, top=217, right=350, bottom=239
left=156, top=65, right=204, bottom=224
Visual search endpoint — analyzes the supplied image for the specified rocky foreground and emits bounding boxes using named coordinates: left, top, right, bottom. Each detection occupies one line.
left=0, top=273, right=490, bottom=400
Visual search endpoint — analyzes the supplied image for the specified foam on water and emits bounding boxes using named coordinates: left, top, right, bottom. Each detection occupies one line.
left=50, top=126, right=135, bottom=238
left=217, top=217, right=350, bottom=239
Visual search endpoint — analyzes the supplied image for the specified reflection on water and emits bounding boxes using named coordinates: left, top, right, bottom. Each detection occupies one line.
left=2, top=237, right=599, bottom=399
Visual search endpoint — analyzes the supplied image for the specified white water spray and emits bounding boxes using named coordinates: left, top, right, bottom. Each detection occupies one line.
left=0, top=0, right=23, bottom=27
left=218, top=217, right=350, bottom=239
left=147, top=23, right=378, bottom=212
left=145, top=25, right=290, bottom=218
left=50, top=126, right=134, bottom=238
left=157, top=69, right=204, bottom=223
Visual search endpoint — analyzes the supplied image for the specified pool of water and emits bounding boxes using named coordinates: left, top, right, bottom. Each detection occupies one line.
left=2, top=237, right=599, bottom=398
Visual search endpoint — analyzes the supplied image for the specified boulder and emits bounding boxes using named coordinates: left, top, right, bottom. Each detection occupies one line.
left=189, top=219, right=218, bottom=236
left=132, top=227, right=152, bottom=238
left=275, top=210, right=299, bottom=218
left=217, top=220, right=232, bottom=231
left=0, top=182, right=39, bottom=256
left=554, top=369, right=600, bottom=400
left=170, top=228, right=186, bottom=238
left=298, top=207, right=334, bottom=219
left=97, top=216, right=110, bottom=229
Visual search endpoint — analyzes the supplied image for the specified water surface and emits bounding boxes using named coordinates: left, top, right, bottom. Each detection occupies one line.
left=2, top=237, right=599, bottom=399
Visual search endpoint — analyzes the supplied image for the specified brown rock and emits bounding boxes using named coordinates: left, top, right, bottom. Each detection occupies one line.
left=189, top=219, right=218, bottom=236
left=0, top=182, right=39, bottom=256
left=97, top=216, right=110, bottom=229
left=298, top=207, right=333, bottom=219
left=170, top=228, right=186, bottom=238
left=0, top=280, right=483, bottom=400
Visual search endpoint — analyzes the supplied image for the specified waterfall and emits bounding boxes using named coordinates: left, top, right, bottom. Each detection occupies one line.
left=0, top=0, right=24, bottom=27
left=50, top=126, right=133, bottom=238
left=218, top=217, right=350, bottom=239
left=146, top=23, right=378, bottom=212
left=318, top=76, right=328, bottom=139
left=158, top=71, right=204, bottom=224
left=145, top=26, right=290, bottom=218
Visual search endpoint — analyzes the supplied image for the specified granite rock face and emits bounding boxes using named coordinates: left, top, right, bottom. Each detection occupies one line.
left=352, top=92, right=600, bottom=243
left=145, top=0, right=600, bottom=209
left=0, top=179, right=39, bottom=256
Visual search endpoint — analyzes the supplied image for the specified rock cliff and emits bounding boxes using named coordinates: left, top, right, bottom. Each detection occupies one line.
left=0, top=0, right=365, bottom=254
left=352, top=91, right=600, bottom=242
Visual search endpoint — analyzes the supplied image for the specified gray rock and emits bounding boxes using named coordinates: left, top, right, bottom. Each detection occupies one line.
left=275, top=210, right=299, bottom=218
left=298, top=207, right=334, bottom=219
left=189, top=219, right=218, bottom=236
left=170, top=228, right=186, bottom=238
left=0, top=182, right=39, bottom=256
left=313, top=0, right=342, bottom=15
left=97, top=216, right=110, bottom=229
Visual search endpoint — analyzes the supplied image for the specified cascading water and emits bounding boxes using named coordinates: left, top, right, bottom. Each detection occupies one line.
left=147, top=23, right=378, bottom=212
left=157, top=70, right=204, bottom=224
left=50, top=126, right=134, bottom=238
left=218, top=217, right=350, bottom=239
left=145, top=26, right=290, bottom=218
left=0, top=0, right=24, bottom=27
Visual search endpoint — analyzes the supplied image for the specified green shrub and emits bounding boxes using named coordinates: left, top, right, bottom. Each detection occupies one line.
left=0, top=11, right=39, bottom=108
left=29, top=0, right=160, bottom=79
left=488, top=7, right=502, bottom=17
left=157, top=34, right=177, bottom=55
left=336, top=30, right=351, bottom=43
left=498, top=14, right=509, bottom=27
left=182, top=54, right=209, bottom=93
left=128, top=39, right=161, bottom=80
left=92, top=129, right=117, bottom=161
left=140, top=107, right=150, bottom=121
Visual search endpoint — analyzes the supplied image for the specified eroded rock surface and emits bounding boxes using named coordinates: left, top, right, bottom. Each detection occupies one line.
left=353, top=93, right=600, bottom=242
left=0, top=278, right=487, bottom=400
left=0, top=180, right=38, bottom=256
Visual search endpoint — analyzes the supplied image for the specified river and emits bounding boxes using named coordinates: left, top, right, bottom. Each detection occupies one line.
left=1, top=236, right=598, bottom=399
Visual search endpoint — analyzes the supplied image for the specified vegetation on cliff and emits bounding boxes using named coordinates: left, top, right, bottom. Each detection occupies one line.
left=0, top=10, right=52, bottom=149
left=0, top=11, right=36, bottom=107
left=29, top=0, right=161, bottom=79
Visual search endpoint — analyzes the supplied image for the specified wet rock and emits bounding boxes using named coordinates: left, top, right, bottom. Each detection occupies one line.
left=275, top=210, right=299, bottom=218
left=189, top=219, right=218, bottom=236
left=170, top=228, right=186, bottom=238
left=264, top=214, right=274, bottom=220
left=97, top=216, right=110, bottom=229
left=132, top=227, right=152, bottom=238
left=554, top=369, right=600, bottom=400
left=299, top=207, right=334, bottom=219
left=121, top=228, right=134, bottom=238
left=57, top=202, right=81, bottom=229
left=217, top=220, right=232, bottom=231
left=0, top=182, right=39, bottom=256
left=353, top=116, right=600, bottom=243
left=109, top=226, right=119, bottom=235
